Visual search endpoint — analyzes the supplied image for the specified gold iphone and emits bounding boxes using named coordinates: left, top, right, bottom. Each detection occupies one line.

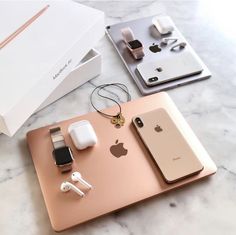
left=132, top=108, right=203, bottom=183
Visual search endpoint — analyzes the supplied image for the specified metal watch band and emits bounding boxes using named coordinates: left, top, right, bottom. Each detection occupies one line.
left=58, top=163, right=73, bottom=173
left=49, top=127, right=66, bottom=149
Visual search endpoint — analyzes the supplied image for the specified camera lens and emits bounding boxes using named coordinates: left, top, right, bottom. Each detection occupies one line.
left=135, top=117, right=144, bottom=128
left=148, top=77, right=158, bottom=83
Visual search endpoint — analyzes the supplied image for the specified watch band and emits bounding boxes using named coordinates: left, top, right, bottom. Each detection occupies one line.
left=132, top=48, right=145, bottom=60
left=50, top=127, right=66, bottom=149
left=49, top=127, right=73, bottom=173
left=121, top=27, right=135, bottom=43
left=57, top=164, right=73, bottom=173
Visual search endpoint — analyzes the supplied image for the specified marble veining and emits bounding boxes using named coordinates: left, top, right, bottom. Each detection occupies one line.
left=0, top=0, right=236, bottom=234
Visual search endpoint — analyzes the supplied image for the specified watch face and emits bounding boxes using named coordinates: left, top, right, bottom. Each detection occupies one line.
left=128, top=40, right=142, bottom=49
left=53, top=147, right=73, bottom=165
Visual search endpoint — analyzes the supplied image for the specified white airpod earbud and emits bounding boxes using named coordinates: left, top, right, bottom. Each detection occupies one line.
left=160, top=37, right=178, bottom=46
left=71, top=172, right=93, bottom=189
left=170, top=42, right=186, bottom=51
left=60, top=181, right=85, bottom=197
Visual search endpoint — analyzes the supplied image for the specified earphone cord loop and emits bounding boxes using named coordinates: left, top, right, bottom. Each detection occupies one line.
left=90, top=83, right=131, bottom=118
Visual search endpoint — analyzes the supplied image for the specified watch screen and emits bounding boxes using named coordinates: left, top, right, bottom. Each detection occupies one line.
left=128, top=40, right=142, bottom=49
left=53, top=147, right=73, bottom=165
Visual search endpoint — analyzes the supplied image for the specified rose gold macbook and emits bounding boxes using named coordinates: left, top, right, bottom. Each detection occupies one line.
left=27, top=92, right=217, bottom=232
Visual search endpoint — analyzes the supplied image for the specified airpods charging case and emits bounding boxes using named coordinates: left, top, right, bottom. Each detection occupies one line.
left=68, top=120, right=98, bottom=150
left=152, top=15, right=174, bottom=35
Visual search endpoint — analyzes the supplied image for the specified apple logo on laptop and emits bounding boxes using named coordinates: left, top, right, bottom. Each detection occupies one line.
left=154, top=125, right=163, bottom=132
left=149, top=43, right=162, bottom=53
left=110, top=139, right=128, bottom=158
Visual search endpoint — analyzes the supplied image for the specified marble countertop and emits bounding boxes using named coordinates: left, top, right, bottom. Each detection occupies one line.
left=1, top=0, right=236, bottom=234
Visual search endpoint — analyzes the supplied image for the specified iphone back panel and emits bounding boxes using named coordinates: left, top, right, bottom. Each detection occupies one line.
left=133, top=108, right=204, bottom=183
left=136, top=51, right=203, bottom=86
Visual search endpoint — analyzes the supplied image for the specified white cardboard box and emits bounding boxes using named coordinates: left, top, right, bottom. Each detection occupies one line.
left=0, top=49, right=101, bottom=135
left=38, top=49, right=101, bottom=111
left=0, top=1, right=104, bottom=136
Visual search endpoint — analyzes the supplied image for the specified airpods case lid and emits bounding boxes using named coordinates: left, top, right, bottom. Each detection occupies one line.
left=152, top=15, right=174, bottom=35
left=68, top=120, right=98, bottom=150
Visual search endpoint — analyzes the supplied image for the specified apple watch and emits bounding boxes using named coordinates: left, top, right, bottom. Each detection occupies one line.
left=121, top=27, right=144, bottom=60
left=49, top=127, right=74, bottom=173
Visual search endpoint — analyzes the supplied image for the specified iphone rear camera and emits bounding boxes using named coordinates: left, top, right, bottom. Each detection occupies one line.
left=148, top=77, right=158, bottom=83
left=135, top=117, right=144, bottom=128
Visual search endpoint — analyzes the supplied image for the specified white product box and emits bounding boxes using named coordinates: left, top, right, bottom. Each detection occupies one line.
left=0, top=0, right=104, bottom=136
left=38, top=49, right=101, bottom=111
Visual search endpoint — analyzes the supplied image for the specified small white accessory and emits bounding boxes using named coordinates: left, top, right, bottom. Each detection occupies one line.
left=68, top=120, right=97, bottom=150
left=152, top=16, right=174, bottom=35
left=71, top=172, right=93, bottom=189
left=160, top=37, right=178, bottom=46
left=170, top=42, right=187, bottom=51
left=60, top=181, right=85, bottom=197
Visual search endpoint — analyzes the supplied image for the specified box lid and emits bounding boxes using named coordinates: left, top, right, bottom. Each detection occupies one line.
left=0, top=0, right=104, bottom=136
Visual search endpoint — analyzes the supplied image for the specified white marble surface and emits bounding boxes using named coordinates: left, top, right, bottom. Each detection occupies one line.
left=1, top=0, right=236, bottom=234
